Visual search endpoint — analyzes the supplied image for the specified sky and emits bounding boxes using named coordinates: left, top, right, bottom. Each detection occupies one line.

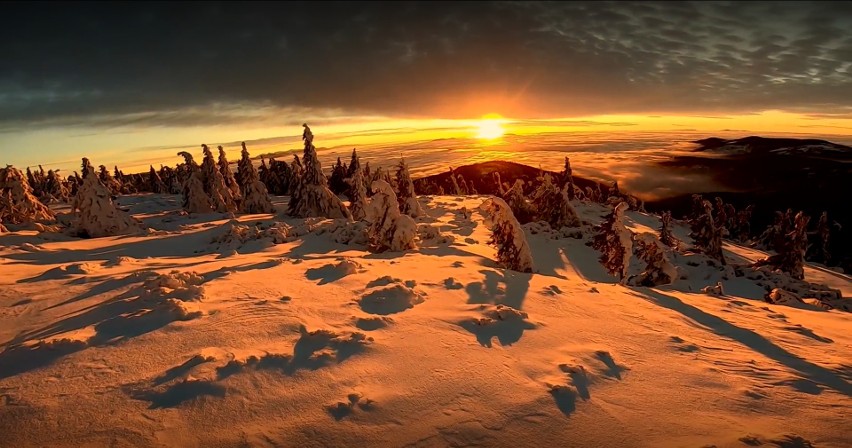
left=2, top=1, right=852, bottom=173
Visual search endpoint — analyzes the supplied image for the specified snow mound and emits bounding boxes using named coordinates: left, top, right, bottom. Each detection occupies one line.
left=358, top=284, right=425, bottom=315
left=217, top=327, right=373, bottom=377
left=353, top=316, right=393, bottom=331
left=141, top=271, right=206, bottom=303
left=325, top=393, right=376, bottom=421
left=306, top=259, right=362, bottom=284
left=459, top=304, right=537, bottom=347
left=417, top=223, right=455, bottom=245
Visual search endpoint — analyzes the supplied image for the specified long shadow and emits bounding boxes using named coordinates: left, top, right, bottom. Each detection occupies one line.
left=526, top=236, right=569, bottom=280
left=465, top=269, right=531, bottom=310
left=2, top=225, right=225, bottom=266
left=636, top=288, right=852, bottom=396
left=129, top=380, right=226, bottom=409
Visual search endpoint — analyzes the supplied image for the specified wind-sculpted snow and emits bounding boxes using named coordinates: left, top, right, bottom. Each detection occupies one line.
left=0, top=193, right=850, bottom=447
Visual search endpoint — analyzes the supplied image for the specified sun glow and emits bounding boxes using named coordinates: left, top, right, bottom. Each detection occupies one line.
left=475, top=114, right=506, bottom=139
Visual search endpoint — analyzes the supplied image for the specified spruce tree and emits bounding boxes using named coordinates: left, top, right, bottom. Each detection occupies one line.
left=200, top=144, right=237, bottom=213
left=628, top=233, right=677, bottom=287
left=592, top=202, right=633, bottom=281
left=755, top=211, right=809, bottom=280
left=149, top=166, right=167, bottom=193
left=0, top=165, right=56, bottom=224
left=396, top=158, right=423, bottom=218
left=347, top=154, right=368, bottom=220
left=365, top=179, right=417, bottom=252
left=659, top=210, right=678, bottom=249
left=689, top=200, right=725, bottom=265
left=237, top=143, right=274, bottom=214
left=479, top=197, right=534, bottom=273
left=504, top=179, right=536, bottom=224
left=287, top=124, right=351, bottom=219
left=329, top=157, right=348, bottom=196
left=73, top=160, right=140, bottom=237
left=561, top=157, right=575, bottom=200
left=218, top=145, right=242, bottom=206
left=532, top=174, right=579, bottom=229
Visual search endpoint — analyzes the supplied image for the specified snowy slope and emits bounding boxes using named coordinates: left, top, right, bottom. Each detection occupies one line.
left=0, top=194, right=850, bottom=448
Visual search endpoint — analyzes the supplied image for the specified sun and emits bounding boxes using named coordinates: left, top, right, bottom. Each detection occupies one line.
left=475, top=114, right=506, bottom=140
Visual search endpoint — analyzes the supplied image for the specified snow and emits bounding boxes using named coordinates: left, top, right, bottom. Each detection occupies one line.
left=0, top=193, right=850, bottom=447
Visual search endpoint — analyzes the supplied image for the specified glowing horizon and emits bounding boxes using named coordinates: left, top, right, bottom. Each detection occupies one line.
left=5, top=109, right=852, bottom=175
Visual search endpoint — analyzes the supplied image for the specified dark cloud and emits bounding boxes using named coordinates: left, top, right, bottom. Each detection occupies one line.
left=2, top=1, right=851, bottom=129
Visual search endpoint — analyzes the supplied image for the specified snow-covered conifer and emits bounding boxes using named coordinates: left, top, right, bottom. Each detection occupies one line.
left=689, top=199, right=725, bottom=265
left=504, top=179, right=536, bottom=224
left=479, top=197, right=534, bottom=273
left=492, top=172, right=506, bottom=197
left=329, top=157, right=348, bottom=196
left=365, top=179, right=416, bottom=252
left=810, top=211, right=831, bottom=265
left=532, top=174, right=579, bottom=229
left=448, top=167, right=461, bottom=195
left=42, top=169, right=70, bottom=203
left=591, top=202, right=633, bottom=281
left=561, top=157, right=575, bottom=200
left=659, top=211, right=678, bottom=249
left=149, top=166, right=167, bottom=193
left=218, top=146, right=242, bottom=205
left=755, top=211, right=809, bottom=280
left=0, top=165, right=55, bottom=224
left=200, top=144, right=237, bottom=213
left=627, top=233, right=678, bottom=286
left=73, top=161, right=140, bottom=237
left=396, top=158, right=423, bottom=218
left=237, top=143, right=274, bottom=214
left=288, top=124, right=351, bottom=219
left=98, top=165, right=122, bottom=196
left=183, top=172, right=213, bottom=214
left=347, top=155, right=368, bottom=221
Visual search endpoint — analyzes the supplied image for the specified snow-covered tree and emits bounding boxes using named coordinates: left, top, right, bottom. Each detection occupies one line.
left=532, top=174, right=579, bottom=230
left=236, top=143, right=274, bottom=214
left=347, top=154, right=368, bottom=221
left=395, top=158, right=423, bottom=218
left=504, top=179, right=536, bottom=224
left=0, top=165, right=56, bottom=224
left=659, top=211, right=678, bottom=249
left=218, top=145, right=242, bottom=206
left=288, top=124, right=352, bottom=219
left=98, top=165, right=122, bottom=196
left=183, top=172, right=213, bottom=214
left=73, top=161, right=141, bottom=237
left=492, top=172, right=506, bottom=197
left=627, top=233, right=678, bottom=287
left=329, top=157, right=348, bottom=196
left=42, top=169, right=70, bottom=203
left=448, top=167, right=461, bottom=195
left=735, top=204, right=754, bottom=243
left=479, top=197, right=534, bottom=273
left=201, top=144, right=237, bottom=213
left=592, top=202, right=633, bottom=281
left=365, top=179, right=417, bottom=252
left=755, top=211, right=809, bottom=280
left=689, top=199, right=725, bottom=265
left=809, top=211, right=831, bottom=265
left=149, top=166, right=167, bottom=193
left=178, top=152, right=211, bottom=214
left=560, top=157, right=575, bottom=200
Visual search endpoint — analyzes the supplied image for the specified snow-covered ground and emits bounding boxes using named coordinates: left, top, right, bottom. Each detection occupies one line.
left=1, top=194, right=850, bottom=448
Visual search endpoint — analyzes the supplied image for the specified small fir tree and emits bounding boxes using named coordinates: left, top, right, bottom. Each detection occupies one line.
left=592, top=202, right=634, bottom=281
left=365, top=179, right=417, bottom=252
left=396, top=158, right=423, bottom=218
left=479, top=197, right=535, bottom=272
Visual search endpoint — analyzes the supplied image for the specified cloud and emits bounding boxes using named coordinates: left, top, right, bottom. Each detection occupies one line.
left=2, top=1, right=851, bottom=129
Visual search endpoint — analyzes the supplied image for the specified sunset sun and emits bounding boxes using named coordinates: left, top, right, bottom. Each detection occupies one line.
left=475, top=114, right=506, bottom=139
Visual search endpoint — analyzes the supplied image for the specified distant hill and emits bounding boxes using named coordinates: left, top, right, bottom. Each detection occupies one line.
left=691, top=136, right=852, bottom=157
left=412, top=160, right=614, bottom=198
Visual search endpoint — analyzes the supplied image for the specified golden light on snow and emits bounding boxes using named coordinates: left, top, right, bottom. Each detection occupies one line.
left=474, top=114, right=506, bottom=140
